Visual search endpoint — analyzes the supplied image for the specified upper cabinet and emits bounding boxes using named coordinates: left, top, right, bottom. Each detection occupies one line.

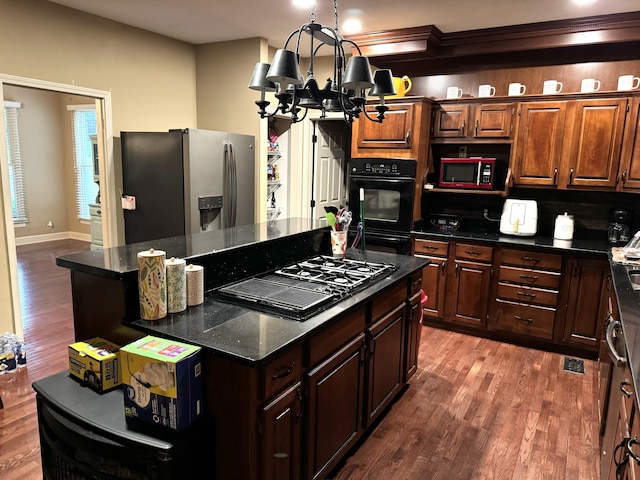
left=619, top=95, right=640, bottom=192
left=432, top=102, right=515, bottom=141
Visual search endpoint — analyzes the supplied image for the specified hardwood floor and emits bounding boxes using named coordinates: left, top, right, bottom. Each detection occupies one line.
left=0, top=239, right=600, bottom=480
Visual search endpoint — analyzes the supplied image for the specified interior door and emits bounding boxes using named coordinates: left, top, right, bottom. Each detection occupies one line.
left=312, top=120, right=349, bottom=222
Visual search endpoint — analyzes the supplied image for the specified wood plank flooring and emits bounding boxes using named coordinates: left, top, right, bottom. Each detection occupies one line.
left=0, top=239, right=600, bottom=480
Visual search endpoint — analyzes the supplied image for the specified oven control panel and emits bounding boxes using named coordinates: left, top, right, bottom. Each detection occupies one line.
left=350, top=157, right=417, bottom=177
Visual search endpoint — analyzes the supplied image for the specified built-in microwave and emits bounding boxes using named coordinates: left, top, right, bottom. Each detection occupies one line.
left=438, top=157, right=496, bottom=190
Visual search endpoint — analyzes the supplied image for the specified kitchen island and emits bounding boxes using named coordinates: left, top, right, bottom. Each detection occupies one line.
left=55, top=218, right=429, bottom=480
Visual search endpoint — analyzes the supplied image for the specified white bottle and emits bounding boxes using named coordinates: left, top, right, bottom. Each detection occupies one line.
left=553, top=213, right=574, bottom=240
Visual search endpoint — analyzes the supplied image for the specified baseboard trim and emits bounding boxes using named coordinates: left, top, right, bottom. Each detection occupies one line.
left=14, top=231, right=91, bottom=246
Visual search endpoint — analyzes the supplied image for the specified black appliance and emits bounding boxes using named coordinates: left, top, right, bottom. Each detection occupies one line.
left=33, top=372, right=208, bottom=479
left=120, top=128, right=255, bottom=244
left=348, top=158, right=416, bottom=255
left=217, top=255, right=395, bottom=320
left=608, top=210, right=631, bottom=246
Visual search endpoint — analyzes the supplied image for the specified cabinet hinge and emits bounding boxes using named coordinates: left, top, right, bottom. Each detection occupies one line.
left=627, top=104, right=630, bottom=113
left=312, top=134, right=317, bottom=143
left=518, top=109, right=521, bottom=116
left=510, top=124, right=513, bottom=133
left=310, top=199, right=316, bottom=208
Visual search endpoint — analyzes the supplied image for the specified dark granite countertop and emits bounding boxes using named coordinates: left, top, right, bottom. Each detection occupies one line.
left=412, top=228, right=610, bottom=256
left=128, top=250, right=428, bottom=365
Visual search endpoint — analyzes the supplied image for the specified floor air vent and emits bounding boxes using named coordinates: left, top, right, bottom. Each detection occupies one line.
left=563, top=357, right=585, bottom=374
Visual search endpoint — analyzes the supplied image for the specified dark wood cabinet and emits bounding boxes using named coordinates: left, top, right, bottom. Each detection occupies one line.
left=405, top=290, right=422, bottom=382
left=261, top=382, right=303, bottom=480
left=562, top=256, right=609, bottom=352
left=561, top=98, right=627, bottom=189
left=432, top=102, right=514, bottom=140
left=445, top=243, right=493, bottom=328
left=619, top=95, right=640, bottom=192
left=413, top=239, right=448, bottom=321
left=512, top=101, right=567, bottom=187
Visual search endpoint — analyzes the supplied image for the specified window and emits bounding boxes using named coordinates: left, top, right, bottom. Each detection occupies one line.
left=3, top=101, right=27, bottom=224
left=69, top=106, right=98, bottom=221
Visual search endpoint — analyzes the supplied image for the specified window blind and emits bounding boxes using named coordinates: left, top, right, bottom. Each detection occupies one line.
left=71, top=108, right=98, bottom=220
left=3, top=102, right=27, bottom=223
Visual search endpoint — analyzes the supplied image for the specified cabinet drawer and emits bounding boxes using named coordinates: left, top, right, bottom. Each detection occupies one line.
left=500, top=248, right=562, bottom=271
left=261, top=343, right=304, bottom=401
left=499, top=265, right=561, bottom=289
left=372, top=281, right=407, bottom=322
left=308, top=306, right=366, bottom=366
left=454, top=243, right=493, bottom=263
left=409, top=271, right=422, bottom=296
left=496, top=282, right=559, bottom=307
left=493, top=300, right=556, bottom=340
left=414, top=239, right=448, bottom=257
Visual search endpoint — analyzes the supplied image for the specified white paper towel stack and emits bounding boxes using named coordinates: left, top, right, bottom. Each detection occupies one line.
left=166, top=257, right=187, bottom=313
left=186, top=264, right=204, bottom=306
left=137, top=249, right=167, bottom=320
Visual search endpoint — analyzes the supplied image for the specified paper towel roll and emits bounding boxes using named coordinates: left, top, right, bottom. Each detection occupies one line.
left=137, top=248, right=167, bottom=320
left=186, top=264, right=204, bottom=306
left=166, top=257, right=187, bottom=313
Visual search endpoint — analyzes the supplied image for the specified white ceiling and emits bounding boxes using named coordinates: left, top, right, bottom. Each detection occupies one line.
left=48, top=0, right=640, bottom=48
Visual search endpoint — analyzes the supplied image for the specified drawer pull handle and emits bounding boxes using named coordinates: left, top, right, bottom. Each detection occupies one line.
left=423, top=245, right=438, bottom=251
left=272, top=362, right=295, bottom=380
left=517, top=291, right=536, bottom=298
left=627, top=436, right=640, bottom=465
left=519, top=274, right=538, bottom=280
left=621, top=380, right=633, bottom=398
left=465, top=250, right=482, bottom=256
left=521, top=256, right=539, bottom=263
left=514, top=315, right=533, bottom=323
left=441, top=261, right=446, bottom=275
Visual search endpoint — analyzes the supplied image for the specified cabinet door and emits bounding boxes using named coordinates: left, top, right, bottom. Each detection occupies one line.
left=563, top=257, right=609, bottom=351
left=619, top=96, right=640, bottom=191
left=432, top=104, right=470, bottom=138
left=416, top=255, right=447, bottom=320
left=306, top=334, right=366, bottom=480
left=446, top=260, right=492, bottom=328
left=513, top=101, right=567, bottom=186
left=404, top=291, right=422, bottom=382
left=353, top=103, right=416, bottom=152
left=365, top=303, right=405, bottom=427
left=472, top=103, right=514, bottom=138
left=562, top=98, right=627, bottom=189
left=261, top=381, right=303, bottom=480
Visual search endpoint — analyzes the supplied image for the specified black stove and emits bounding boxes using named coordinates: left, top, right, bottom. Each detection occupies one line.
left=216, top=256, right=395, bottom=319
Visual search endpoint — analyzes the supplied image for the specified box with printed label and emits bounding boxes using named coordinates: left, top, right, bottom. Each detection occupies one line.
left=121, top=335, right=203, bottom=432
left=68, top=337, right=121, bottom=393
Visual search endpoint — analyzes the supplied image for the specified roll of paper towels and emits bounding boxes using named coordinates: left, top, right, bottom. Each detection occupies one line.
left=186, top=264, right=204, bottom=306
left=166, top=257, right=187, bottom=313
left=137, top=248, right=167, bottom=320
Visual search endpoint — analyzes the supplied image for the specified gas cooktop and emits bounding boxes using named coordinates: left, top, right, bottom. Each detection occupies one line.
left=216, top=256, right=395, bottom=320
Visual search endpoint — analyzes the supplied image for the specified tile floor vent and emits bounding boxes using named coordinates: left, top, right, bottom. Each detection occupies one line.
left=563, top=357, right=585, bottom=374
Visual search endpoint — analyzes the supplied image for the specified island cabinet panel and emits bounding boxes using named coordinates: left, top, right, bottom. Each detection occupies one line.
left=561, top=256, right=609, bottom=351
left=512, top=101, right=568, bottom=186
left=560, top=98, right=627, bottom=189
left=619, top=96, right=640, bottom=191
left=404, top=270, right=424, bottom=382
left=305, top=334, right=366, bottom=480
left=261, top=382, right=303, bottom=480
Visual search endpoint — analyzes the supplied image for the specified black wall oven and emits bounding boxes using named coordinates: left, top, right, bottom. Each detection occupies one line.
left=348, top=158, right=417, bottom=255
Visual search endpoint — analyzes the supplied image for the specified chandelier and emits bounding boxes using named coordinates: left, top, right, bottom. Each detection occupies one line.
left=248, top=0, right=396, bottom=124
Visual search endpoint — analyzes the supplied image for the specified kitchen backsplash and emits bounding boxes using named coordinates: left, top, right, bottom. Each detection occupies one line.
left=420, top=188, right=640, bottom=241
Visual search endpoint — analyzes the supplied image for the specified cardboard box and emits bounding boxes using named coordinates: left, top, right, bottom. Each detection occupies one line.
left=68, top=337, right=121, bottom=393
left=120, top=335, right=203, bottom=432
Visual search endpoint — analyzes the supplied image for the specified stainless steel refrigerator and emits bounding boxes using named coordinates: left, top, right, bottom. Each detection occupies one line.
left=121, top=128, right=255, bottom=244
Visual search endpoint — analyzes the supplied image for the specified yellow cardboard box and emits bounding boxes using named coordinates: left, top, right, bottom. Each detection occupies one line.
left=68, top=337, right=121, bottom=393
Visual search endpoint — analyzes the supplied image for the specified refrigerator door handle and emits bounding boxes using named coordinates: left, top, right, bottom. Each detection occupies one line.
left=230, top=142, right=237, bottom=227
left=223, top=142, right=230, bottom=228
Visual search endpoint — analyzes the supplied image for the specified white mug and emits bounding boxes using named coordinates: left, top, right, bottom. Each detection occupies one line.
left=478, top=84, right=496, bottom=97
left=581, top=78, right=601, bottom=93
left=543, top=80, right=563, bottom=94
left=508, top=83, right=526, bottom=96
left=618, top=74, right=640, bottom=91
left=446, top=86, right=463, bottom=99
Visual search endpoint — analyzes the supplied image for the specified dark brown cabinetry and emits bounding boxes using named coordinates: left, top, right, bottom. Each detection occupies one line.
left=619, top=95, right=640, bottom=192
left=432, top=102, right=515, bottom=140
left=562, top=256, right=609, bottom=352
left=413, top=239, right=448, bottom=320
left=490, top=248, right=562, bottom=341
left=404, top=276, right=423, bottom=382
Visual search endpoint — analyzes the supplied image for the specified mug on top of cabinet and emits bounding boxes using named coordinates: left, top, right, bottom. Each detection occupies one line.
left=618, top=74, right=640, bottom=91
left=543, top=80, right=563, bottom=94
left=478, top=84, right=496, bottom=97
left=581, top=78, right=601, bottom=93
left=508, top=83, right=526, bottom=96
left=446, top=86, right=463, bottom=99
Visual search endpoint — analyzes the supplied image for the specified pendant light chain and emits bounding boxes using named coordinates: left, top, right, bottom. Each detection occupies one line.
left=333, top=0, right=339, bottom=34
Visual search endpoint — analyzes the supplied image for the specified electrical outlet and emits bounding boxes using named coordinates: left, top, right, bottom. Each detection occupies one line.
left=459, top=146, right=467, bottom=157
left=47, top=221, right=53, bottom=229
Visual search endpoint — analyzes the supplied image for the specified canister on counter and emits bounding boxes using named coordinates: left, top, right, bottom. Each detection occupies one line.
left=186, top=264, right=204, bottom=306
left=137, top=248, right=167, bottom=320
left=166, top=257, right=187, bottom=313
